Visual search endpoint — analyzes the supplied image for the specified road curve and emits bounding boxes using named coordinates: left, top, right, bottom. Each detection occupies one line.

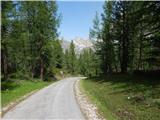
left=3, top=77, right=85, bottom=120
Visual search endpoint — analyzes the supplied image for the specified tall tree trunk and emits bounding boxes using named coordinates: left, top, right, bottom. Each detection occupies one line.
left=28, top=30, right=34, bottom=78
left=121, top=40, right=128, bottom=73
left=31, top=65, right=34, bottom=78
left=121, top=15, right=127, bottom=72
left=108, top=64, right=113, bottom=73
left=2, top=44, right=8, bottom=80
left=114, top=63, right=118, bottom=73
left=138, top=22, right=143, bottom=70
left=121, top=2, right=128, bottom=73
left=22, top=31, right=27, bottom=73
left=40, top=58, right=44, bottom=80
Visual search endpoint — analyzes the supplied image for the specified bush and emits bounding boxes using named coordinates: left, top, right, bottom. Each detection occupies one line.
left=133, top=70, right=160, bottom=77
left=9, top=71, right=30, bottom=80
left=152, top=99, right=160, bottom=108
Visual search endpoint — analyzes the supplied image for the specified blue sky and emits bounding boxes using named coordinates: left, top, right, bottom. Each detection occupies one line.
left=57, top=1, right=104, bottom=41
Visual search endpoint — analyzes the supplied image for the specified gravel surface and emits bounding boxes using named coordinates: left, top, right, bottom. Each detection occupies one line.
left=2, top=77, right=85, bottom=120
left=74, top=79, right=105, bottom=120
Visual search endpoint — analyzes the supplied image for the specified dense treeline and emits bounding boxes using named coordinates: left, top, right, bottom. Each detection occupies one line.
left=1, top=1, right=160, bottom=80
left=1, top=1, right=85, bottom=80
left=1, top=1, right=63, bottom=80
left=74, top=1, right=160, bottom=77
left=89, top=1, right=160, bottom=75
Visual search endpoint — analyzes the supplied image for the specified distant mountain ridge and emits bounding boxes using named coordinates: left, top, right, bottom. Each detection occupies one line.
left=61, top=37, right=93, bottom=54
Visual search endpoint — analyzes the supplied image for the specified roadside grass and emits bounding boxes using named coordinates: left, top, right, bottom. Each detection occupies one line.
left=81, top=74, right=160, bottom=120
left=1, top=79, right=53, bottom=107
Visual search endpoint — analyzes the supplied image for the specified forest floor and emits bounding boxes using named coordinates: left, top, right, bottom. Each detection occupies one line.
left=81, top=74, right=160, bottom=120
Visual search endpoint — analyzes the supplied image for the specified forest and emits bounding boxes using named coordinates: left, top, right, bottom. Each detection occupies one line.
left=1, top=1, right=94, bottom=81
left=83, top=1, right=160, bottom=120
left=89, top=1, right=160, bottom=75
left=2, top=1, right=160, bottom=81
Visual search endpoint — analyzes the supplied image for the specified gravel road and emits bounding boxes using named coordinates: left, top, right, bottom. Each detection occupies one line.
left=2, top=77, right=85, bottom=120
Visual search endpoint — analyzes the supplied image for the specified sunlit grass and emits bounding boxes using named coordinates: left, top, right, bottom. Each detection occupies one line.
left=81, top=74, right=160, bottom=120
left=1, top=79, right=53, bottom=107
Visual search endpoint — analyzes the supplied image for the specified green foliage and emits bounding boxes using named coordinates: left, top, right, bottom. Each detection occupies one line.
left=64, top=49, right=70, bottom=71
left=78, top=48, right=100, bottom=77
left=9, top=71, right=30, bottom=80
left=1, top=1, right=160, bottom=80
left=1, top=1, right=15, bottom=80
left=89, top=1, right=160, bottom=74
left=89, top=12, right=101, bottom=40
left=1, top=1, right=60, bottom=81
left=52, top=40, right=64, bottom=69
left=67, top=41, right=77, bottom=74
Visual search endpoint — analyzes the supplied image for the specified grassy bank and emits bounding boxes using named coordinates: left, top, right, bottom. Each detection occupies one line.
left=81, top=74, right=160, bottom=120
left=1, top=79, right=53, bottom=107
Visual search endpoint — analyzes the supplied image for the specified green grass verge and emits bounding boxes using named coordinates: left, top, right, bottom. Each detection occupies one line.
left=81, top=74, right=160, bottom=120
left=1, top=79, right=53, bottom=107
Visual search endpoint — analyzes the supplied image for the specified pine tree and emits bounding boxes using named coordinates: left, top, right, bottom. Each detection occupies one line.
left=1, top=1, right=60, bottom=80
left=68, top=40, right=76, bottom=74
left=112, top=1, right=135, bottom=73
left=89, top=12, right=101, bottom=41
left=21, top=1, right=60, bottom=79
left=52, top=40, right=64, bottom=69
left=1, top=1, right=14, bottom=80
left=64, top=49, right=70, bottom=71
